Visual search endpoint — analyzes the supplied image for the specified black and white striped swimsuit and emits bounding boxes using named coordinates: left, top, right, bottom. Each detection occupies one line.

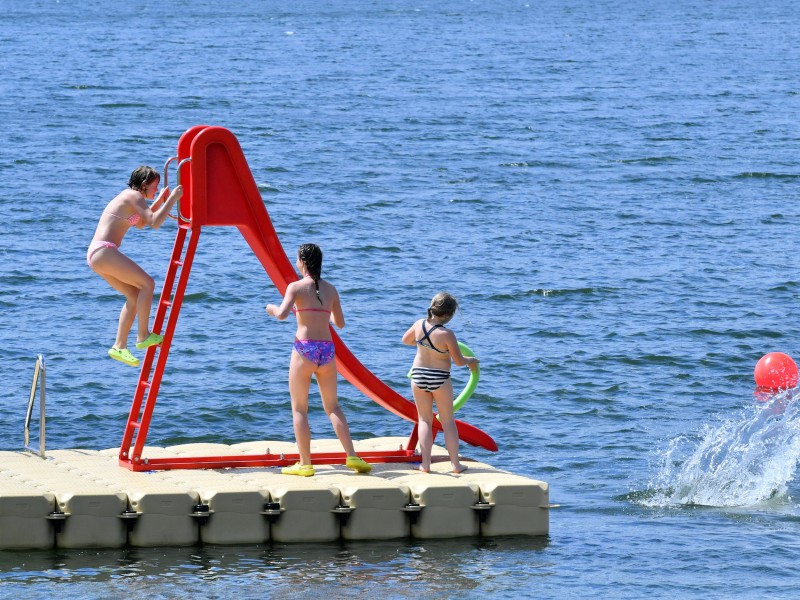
left=410, top=367, right=451, bottom=391
left=411, top=321, right=451, bottom=391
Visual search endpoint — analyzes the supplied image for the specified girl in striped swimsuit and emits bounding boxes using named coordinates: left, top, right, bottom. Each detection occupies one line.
left=402, top=292, right=480, bottom=473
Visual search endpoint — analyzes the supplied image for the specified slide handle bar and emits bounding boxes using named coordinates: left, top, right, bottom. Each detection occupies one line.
left=163, top=156, right=193, bottom=224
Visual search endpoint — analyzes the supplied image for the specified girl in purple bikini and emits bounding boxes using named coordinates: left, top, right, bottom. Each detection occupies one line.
left=87, top=165, right=183, bottom=367
left=265, top=243, right=371, bottom=477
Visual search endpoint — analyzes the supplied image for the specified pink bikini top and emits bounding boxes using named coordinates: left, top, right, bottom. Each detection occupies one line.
left=294, top=277, right=331, bottom=313
left=105, top=211, right=141, bottom=226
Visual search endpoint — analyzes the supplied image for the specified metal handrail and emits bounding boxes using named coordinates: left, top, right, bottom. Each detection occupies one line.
left=176, top=157, right=192, bottom=224
left=163, top=156, right=179, bottom=189
left=24, top=354, right=46, bottom=458
left=162, top=156, right=192, bottom=224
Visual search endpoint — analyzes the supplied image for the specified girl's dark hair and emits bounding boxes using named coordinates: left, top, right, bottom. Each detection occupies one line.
left=298, top=243, right=324, bottom=305
left=427, top=292, right=458, bottom=322
left=128, top=165, right=160, bottom=192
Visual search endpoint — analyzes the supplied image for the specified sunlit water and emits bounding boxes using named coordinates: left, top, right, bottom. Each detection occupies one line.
left=1, top=0, right=800, bottom=598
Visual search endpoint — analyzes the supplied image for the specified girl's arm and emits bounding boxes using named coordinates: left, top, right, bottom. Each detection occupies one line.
left=138, top=185, right=184, bottom=229
left=149, top=187, right=170, bottom=212
left=329, top=288, right=345, bottom=329
left=401, top=321, right=419, bottom=346
left=266, top=282, right=298, bottom=321
left=444, top=331, right=480, bottom=368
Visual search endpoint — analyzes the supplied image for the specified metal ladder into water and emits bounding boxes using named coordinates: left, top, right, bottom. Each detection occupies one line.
left=25, top=354, right=46, bottom=458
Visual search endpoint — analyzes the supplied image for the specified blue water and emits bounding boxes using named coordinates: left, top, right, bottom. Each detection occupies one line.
left=2, top=0, right=800, bottom=597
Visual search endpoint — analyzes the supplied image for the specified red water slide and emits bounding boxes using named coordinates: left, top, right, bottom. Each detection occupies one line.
left=119, top=126, right=496, bottom=471
left=183, top=126, right=496, bottom=451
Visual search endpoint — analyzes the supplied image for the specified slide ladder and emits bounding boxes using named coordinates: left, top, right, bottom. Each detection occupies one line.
left=119, top=126, right=496, bottom=472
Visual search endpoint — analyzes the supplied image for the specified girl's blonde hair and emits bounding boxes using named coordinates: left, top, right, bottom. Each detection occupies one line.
left=427, top=292, right=458, bottom=323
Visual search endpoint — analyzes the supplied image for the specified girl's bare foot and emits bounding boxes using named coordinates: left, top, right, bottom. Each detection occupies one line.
left=418, top=465, right=431, bottom=473
left=452, top=464, right=468, bottom=474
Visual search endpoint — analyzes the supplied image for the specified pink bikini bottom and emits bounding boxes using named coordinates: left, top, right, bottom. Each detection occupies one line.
left=86, top=240, right=118, bottom=267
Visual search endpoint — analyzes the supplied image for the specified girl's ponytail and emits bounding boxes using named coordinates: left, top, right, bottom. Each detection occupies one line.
left=298, top=243, right=324, bottom=305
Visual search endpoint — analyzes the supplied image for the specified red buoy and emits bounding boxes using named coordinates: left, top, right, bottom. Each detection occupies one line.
left=754, top=352, right=799, bottom=391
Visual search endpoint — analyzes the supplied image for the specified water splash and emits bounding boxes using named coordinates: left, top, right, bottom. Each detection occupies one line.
left=641, top=390, right=800, bottom=507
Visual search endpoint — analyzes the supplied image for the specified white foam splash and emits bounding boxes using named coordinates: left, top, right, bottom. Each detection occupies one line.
left=642, top=390, right=800, bottom=507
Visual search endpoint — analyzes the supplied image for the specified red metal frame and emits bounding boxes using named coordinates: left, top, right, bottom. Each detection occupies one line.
left=119, top=126, right=495, bottom=472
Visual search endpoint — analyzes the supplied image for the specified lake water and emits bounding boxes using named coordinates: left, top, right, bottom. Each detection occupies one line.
left=1, top=0, right=799, bottom=597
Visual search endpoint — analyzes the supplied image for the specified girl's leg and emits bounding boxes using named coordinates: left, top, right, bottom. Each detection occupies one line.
left=116, top=298, right=137, bottom=348
left=316, top=359, right=357, bottom=456
left=91, top=249, right=156, bottom=344
left=288, top=351, right=315, bottom=464
left=135, top=281, right=155, bottom=342
left=412, top=385, right=434, bottom=472
left=97, top=272, right=139, bottom=348
left=432, top=380, right=466, bottom=473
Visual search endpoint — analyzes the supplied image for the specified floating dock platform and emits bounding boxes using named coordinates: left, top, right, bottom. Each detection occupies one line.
left=12, top=128, right=548, bottom=550
left=0, top=437, right=549, bottom=549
